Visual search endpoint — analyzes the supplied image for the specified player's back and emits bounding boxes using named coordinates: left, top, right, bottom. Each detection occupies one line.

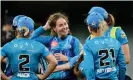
left=86, top=36, right=121, bottom=79
left=4, top=38, right=45, bottom=80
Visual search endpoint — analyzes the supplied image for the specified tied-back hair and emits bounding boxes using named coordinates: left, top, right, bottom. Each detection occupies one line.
left=47, top=12, right=71, bottom=36
left=105, top=14, right=115, bottom=26
left=16, top=26, right=30, bottom=38
left=89, top=21, right=108, bottom=35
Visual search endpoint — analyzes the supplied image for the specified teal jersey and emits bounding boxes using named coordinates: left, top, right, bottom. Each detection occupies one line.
left=30, top=26, right=82, bottom=79
left=83, top=36, right=126, bottom=80
left=1, top=38, right=50, bottom=80
left=104, top=26, right=128, bottom=45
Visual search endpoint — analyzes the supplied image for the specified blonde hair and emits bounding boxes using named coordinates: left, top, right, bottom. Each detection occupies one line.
left=16, top=26, right=30, bottom=38
left=98, top=21, right=109, bottom=35
left=47, top=12, right=69, bottom=36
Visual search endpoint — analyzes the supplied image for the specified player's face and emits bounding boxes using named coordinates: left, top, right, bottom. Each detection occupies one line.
left=53, top=18, right=69, bottom=37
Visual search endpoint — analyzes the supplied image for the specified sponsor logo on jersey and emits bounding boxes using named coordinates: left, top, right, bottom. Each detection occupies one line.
left=51, top=41, right=58, bottom=47
left=121, top=31, right=126, bottom=38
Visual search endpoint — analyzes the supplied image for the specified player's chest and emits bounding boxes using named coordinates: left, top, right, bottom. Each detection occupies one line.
left=50, top=39, right=72, bottom=51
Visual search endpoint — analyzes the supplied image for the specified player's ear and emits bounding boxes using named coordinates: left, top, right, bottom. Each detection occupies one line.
left=87, top=25, right=91, bottom=33
left=15, top=28, right=19, bottom=37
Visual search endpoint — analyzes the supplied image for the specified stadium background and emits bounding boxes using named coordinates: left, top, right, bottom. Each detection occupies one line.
left=1, top=1, right=133, bottom=79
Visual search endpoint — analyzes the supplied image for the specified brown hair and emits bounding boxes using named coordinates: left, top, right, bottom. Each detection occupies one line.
left=105, top=14, right=115, bottom=26
left=47, top=12, right=70, bottom=36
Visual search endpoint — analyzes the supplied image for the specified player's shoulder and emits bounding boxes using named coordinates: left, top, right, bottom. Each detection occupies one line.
left=115, top=26, right=124, bottom=33
left=86, top=36, right=120, bottom=45
left=84, top=36, right=94, bottom=46
left=68, top=35, right=80, bottom=42
left=106, top=37, right=121, bottom=46
left=6, top=38, right=17, bottom=45
left=2, top=39, right=16, bottom=49
left=31, top=39, right=44, bottom=47
left=115, top=26, right=127, bottom=37
left=68, top=35, right=76, bottom=40
left=2, top=42, right=10, bottom=49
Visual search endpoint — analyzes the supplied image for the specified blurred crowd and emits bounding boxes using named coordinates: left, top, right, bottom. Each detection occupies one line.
left=1, top=17, right=15, bottom=47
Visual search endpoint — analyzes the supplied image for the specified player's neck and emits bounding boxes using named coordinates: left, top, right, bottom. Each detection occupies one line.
left=57, top=34, right=67, bottom=39
left=92, top=31, right=104, bottom=37
left=16, top=35, right=30, bottom=38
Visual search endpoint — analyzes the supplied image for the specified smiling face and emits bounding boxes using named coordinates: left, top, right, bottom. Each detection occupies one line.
left=48, top=13, right=70, bottom=38
left=53, top=18, right=69, bottom=38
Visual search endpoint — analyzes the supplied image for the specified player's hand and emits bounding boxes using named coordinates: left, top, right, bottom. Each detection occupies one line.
left=36, top=74, right=44, bottom=80
left=43, top=21, right=51, bottom=31
left=77, top=53, right=84, bottom=63
left=53, top=67, right=58, bottom=72
left=54, top=53, right=68, bottom=62
left=73, top=54, right=84, bottom=77
left=7, top=76, right=12, bottom=80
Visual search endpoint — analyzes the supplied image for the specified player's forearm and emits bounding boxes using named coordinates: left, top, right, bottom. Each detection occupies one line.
left=42, top=60, right=57, bottom=79
left=31, top=26, right=45, bottom=39
left=2, top=58, right=7, bottom=63
left=122, top=44, right=130, bottom=64
left=0, top=69, right=9, bottom=80
left=56, top=63, right=70, bottom=71
left=119, top=68, right=126, bottom=80
left=74, top=63, right=81, bottom=77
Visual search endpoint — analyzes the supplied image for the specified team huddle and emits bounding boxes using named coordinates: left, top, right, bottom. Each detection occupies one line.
left=1, top=6, right=130, bottom=80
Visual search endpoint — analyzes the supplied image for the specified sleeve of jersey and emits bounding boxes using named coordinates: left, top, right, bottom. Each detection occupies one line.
left=32, top=36, right=52, bottom=47
left=116, top=28, right=128, bottom=45
left=83, top=43, right=95, bottom=80
left=117, top=46, right=126, bottom=80
left=30, top=26, right=53, bottom=46
left=41, top=45, right=51, bottom=57
left=69, top=55, right=80, bottom=68
left=1, top=44, right=9, bottom=57
left=68, top=38, right=82, bottom=61
left=30, top=26, right=46, bottom=39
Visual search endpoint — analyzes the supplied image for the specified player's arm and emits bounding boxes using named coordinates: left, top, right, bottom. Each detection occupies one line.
left=73, top=53, right=84, bottom=77
left=30, top=26, right=53, bottom=46
left=82, top=43, right=95, bottom=80
left=0, top=56, right=11, bottom=80
left=117, top=46, right=126, bottom=80
left=37, top=46, right=57, bottom=80
left=30, top=21, right=50, bottom=40
left=30, top=22, right=53, bottom=46
left=68, top=38, right=82, bottom=61
left=54, top=63, right=70, bottom=72
left=1, top=57, right=7, bottom=63
left=1, top=44, right=12, bottom=80
left=37, top=54, right=57, bottom=80
left=116, top=28, right=130, bottom=64
left=122, top=44, right=130, bottom=64
left=53, top=38, right=82, bottom=62
left=31, top=36, right=53, bottom=47
left=30, top=25, right=48, bottom=39
left=54, top=55, right=81, bottom=72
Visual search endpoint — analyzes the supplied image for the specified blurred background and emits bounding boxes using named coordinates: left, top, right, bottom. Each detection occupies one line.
left=1, top=1, right=133, bottom=79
